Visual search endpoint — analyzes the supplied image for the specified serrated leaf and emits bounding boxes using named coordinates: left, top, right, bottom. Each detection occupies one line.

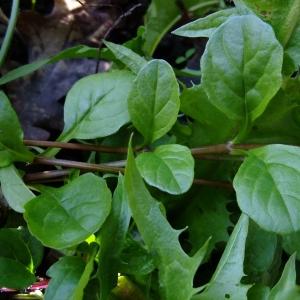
left=0, top=91, right=33, bottom=167
left=136, top=144, right=194, bottom=195
left=0, top=165, right=35, bottom=212
left=194, top=214, right=250, bottom=300
left=233, top=145, right=300, bottom=234
left=103, top=41, right=147, bottom=74
left=124, top=141, right=209, bottom=300
left=24, top=173, right=112, bottom=249
left=177, top=188, right=232, bottom=256
left=269, top=254, right=300, bottom=299
left=201, top=15, right=283, bottom=125
left=236, top=0, right=300, bottom=74
left=128, top=60, right=180, bottom=144
left=173, top=8, right=236, bottom=38
left=60, top=71, right=134, bottom=141
left=97, top=175, right=131, bottom=300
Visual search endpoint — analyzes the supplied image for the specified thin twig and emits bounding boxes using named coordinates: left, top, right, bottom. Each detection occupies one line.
left=24, top=170, right=71, bottom=183
left=95, top=3, right=142, bottom=73
left=33, top=157, right=124, bottom=173
left=193, top=179, right=233, bottom=190
left=24, top=140, right=129, bottom=154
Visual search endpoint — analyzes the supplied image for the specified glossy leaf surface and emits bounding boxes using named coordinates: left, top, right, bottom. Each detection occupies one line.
left=234, top=145, right=300, bottom=234
left=201, top=15, right=283, bottom=123
left=128, top=60, right=180, bottom=144
left=24, top=173, right=112, bottom=249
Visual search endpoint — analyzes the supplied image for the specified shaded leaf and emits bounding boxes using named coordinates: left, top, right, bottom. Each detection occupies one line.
left=24, top=173, right=112, bottom=249
left=0, top=91, right=33, bottom=167
left=97, top=175, right=131, bottom=300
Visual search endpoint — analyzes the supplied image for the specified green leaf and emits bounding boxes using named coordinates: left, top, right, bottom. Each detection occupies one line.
left=247, top=78, right=300, bottom=144
left=59, top=70, right=134, bottom=142
left=24, top=173, right=112, bottom=249
left=0, top=258, right=36, bottom=289
left=0, top=229, right=33, bottom=270
left=0, top=164, right=35, bottom=212
left=45, top=256, right=86, bottom=300
left=176, top=187, right=232, bottom=256
left=97, top=175, right=131, bottom=300
left=244, top=221, right=278, bottom=283
left=0, top=91, right=33, bottom=167
left=128, top=60, right=180, bottom=144
left=103, top=41, right=147, bottom=74
left=0, top=45, right=100, bottom=86
left=201, top=15, right=283, bottom=125
left=143, top=0, right=219, bottom=55
left=283, top=231, right=300, bottom=260
left=269, top=254, right=300, bottom=299
left=125, top=140, right=209, bottom=300
left=236, top=0, right=300, bottom=74
left=180, top=85, right=237, bottom=144
left=136, top=144, right=194, bottom=195
left=173, top=8, right=237, bottom=38
left=194, top=214, right=251, bottom=300
left=233, top=145, right=300, bottom=234
left=0, top=228, right=36, bottom=289
left=119, top=236, right=155, bottom=276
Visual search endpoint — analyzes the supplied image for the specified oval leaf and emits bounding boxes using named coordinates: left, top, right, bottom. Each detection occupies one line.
left=0, top=165, right=35, bottom=213
left=233, top=145, right=300, bottom=234
left=0, top=91, right=33, bottom=167
left=128, top=60, right=180, bottom=144
left=24, top=173, right=112, bottom=249
left=61, top=70, right=134, bottom=140
left=0, top=258, right=36, bottom=289
left=201, top=15, right=283, bottom=122
left=136, top=144, right=194, bottom=194
left=173, top=8, right=236, bottom=38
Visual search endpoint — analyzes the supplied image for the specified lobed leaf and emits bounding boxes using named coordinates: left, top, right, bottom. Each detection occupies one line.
left=125, top=140, right=209, bottom=300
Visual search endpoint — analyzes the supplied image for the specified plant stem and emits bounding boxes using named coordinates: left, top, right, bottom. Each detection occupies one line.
left=0, top=0, right=19, bottom=67
left=193, top=179, right=233, bottom=190
left=24, top=140, right=129, bottom=153
left=33, top=157, right=124, bottom=173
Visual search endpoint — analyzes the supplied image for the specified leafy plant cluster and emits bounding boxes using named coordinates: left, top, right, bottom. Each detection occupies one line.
left=0, top=0, right=300, bottom=299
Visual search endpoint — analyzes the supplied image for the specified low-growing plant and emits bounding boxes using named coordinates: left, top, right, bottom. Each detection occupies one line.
left=0, top=0, right=300, bottom=299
